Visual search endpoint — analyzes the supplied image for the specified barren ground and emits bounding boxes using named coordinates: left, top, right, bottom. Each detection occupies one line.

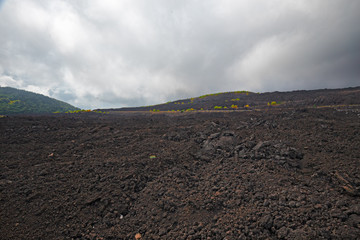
left=1, top=106, right=360, bottom=239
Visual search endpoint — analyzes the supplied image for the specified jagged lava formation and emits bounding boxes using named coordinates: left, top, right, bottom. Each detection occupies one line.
left=1, top=87, right=360, bottom=239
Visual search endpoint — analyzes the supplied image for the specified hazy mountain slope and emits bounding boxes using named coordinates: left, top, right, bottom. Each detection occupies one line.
left=100, top=86, right=360, bottom=112
left=0, top=87, right=79, bottom=115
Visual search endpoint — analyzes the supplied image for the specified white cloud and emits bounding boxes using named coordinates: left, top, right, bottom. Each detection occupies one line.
left=0, top=0, right=359, bottom=109
left=15, top=1, right=50, bottom=31
left=0, top=75, right=23, bottom=88
left=227, top=33, right=308, bottom=91
left=25, top=85, right=51, bottom=97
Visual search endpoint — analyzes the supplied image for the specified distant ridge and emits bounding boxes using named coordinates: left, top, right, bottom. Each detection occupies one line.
left=0, top=87, right=80, bottom=115
left=99, top=86, right=360, bottom=112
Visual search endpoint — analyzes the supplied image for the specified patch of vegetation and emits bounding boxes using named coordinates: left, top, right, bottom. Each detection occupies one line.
left=62, top=109, right=109, bottom=114
left=267, top=101, right=284, bottom=106
left=0, top=87, right=79, bottom=115
left=93, top=110, right=109, bottom=114
left=8, top=99, right=21, bottom=104
left=64, top=109, right=90, bottom=113
left=199, top=93, right=222, bottom=99
left=198, top=90, right=250, bottom=99
left=233, top=90, right=249, bottom=94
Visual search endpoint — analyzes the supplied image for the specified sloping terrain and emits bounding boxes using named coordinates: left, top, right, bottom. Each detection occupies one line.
left=0, top=87, right=79, bottom=115
left=101, top=87, right=360, bottom=112
left=1, top=104, right=360, bottom=239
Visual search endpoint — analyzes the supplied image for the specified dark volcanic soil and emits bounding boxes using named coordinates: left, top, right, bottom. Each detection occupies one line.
left=1, top=107, right=360, bottom=239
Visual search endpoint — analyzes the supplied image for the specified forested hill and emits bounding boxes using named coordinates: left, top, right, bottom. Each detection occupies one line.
left=0, top=87, right=79, bottom=115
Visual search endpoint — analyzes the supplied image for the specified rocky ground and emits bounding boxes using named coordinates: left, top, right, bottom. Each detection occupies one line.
left=1, top=106, right=360, bottom=239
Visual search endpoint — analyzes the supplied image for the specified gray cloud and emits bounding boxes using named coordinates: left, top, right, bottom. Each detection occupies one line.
left=0, top=0, right=359, bottom=109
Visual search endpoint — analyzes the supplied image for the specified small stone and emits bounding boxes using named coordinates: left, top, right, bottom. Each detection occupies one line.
left=263, top=200, right=270, bottom=207
left=314, top=204, right=322, bottom=209
left=346, top=204, right=360, bottom=215
left=269, top=194, right=279, bottom=200
left=347, top=214, right=360, bottom=228
left=209, top=132, right=220, bottom=139
left=159, top=228, right=167, bottom=236
left=135, top=233, right=142, bottom=239
left=336, top=199, right=348, bottom=207
left=287, top=228, right=308, bottom=239
left=253, top=141, right=264, bottom=151
left=277, top=227, right=290, bottom=239
left=259, top=215, right=273, bottom=229
left=289, top=201, right=298, bottom=208
left=330, top=209, right=348, bottom=221
left=211, top=122, right=219, bottom=127
left=273, top=216, right=284, bottom=229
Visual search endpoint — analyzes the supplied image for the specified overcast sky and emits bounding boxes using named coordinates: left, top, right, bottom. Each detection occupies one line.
left=0, top=0, right=359, bottom=109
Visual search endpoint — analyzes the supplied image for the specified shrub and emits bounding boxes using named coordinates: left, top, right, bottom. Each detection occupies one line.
left=234, top=90, right=249, bottom=94
left=66, top=109, right=98, bottom=113
left=8, top=100, right=21, bottom=105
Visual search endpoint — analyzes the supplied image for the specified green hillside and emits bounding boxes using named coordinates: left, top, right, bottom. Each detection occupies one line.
left=0, top=87, right=80, bottom=115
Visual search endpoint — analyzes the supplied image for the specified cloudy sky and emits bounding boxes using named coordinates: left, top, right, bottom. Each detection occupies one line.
left=0, top=0, right=359, bottom=109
